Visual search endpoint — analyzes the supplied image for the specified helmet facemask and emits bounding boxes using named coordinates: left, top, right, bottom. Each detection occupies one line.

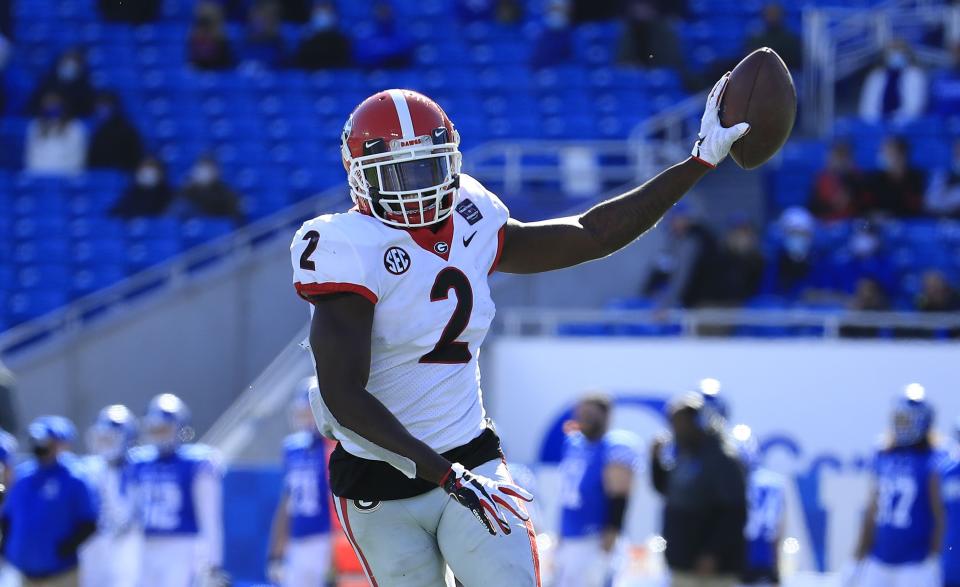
left=345, top=127, right=461, bottom=228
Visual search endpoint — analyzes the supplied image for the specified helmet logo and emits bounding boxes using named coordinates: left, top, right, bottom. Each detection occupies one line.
left=434, top=242, right=449, bottom=255
left=384, top=247, right=411, bottom=275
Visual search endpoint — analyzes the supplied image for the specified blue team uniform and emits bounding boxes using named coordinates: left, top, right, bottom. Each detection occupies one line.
left=942, top=454, right=960, bottom=587
left=129, top=444, right=217, bottom=536
left=559, top=430, right=639, bottom=538
left=743, top=467, right=786, bottom=582
left=2, top=456, right=99, bottom=578
left=282, top=432, right=330, bottom=538
left=870, top=447, right=938, bottom=565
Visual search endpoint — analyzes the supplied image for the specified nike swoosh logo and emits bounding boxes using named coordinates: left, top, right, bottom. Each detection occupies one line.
left=463, top=232, right=477, bottom=247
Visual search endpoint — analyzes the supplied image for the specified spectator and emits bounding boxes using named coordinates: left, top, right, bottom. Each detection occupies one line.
left=703, top=218, right=765, bottom=307
left=829, top=225, right=895, bottom=294
left=457, top=0, right=522, bottom=24
left=294, top=1, right=352, bottom=70
left=642, top=202, right=720, bottom=309
left=859, top=40, right=928, bottom=125
left=353, top=1, right=414, bottom=69
left=87, top=91, right=143, bottom=172
left=840, top=278, right=890, bottom=338
left=745, top=3, right=801, bottom=69
left=531, top=0, right=574, bottom=70
left=241, top=0, right=286, bottom=69
left=764, top=207, right=825, bottom=298
left=110, top=156, right=174, bottom=218
left=30, top=49, right=96, bottom=118
left=553, top=394, right=640, bottom=587
left=651, top=393, right=747, bottom=587
left=864, top=137, right=926, bottom=217
left=915, top=270, right=960, bottom=312
left=931, top=42, right=960, bottom=117
left=2, top=417, right=99, bottom=587
left=25, top=91, right=87, bottom=176
left=808, top=141, right=866, bottom=221
left=169, top=155, right=243, bottom=221
left=619, top=0, right=684, bottom=69
left=925, top=138, right=960, bottom=218
left=188, top=2, right=234, bottom=70
left=98, top=0, right=161, bottom=24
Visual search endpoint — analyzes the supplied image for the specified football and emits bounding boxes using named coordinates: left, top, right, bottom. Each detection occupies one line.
left=720, top=47, right=797, bottom=169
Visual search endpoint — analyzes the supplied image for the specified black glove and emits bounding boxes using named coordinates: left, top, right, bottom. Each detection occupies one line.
left=440, top=462, right=533, bottom=536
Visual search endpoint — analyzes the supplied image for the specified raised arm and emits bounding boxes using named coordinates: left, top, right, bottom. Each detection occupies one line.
left=497, top=74, right=749, bottom=275
left=309, top=292, right=451, bottom=484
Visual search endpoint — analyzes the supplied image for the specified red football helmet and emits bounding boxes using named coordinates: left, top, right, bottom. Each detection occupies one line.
left=341, top=89, right=461, bottom=228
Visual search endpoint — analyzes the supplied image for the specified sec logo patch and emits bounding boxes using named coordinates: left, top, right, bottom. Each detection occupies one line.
left=384, top=247, right=411, bottom=275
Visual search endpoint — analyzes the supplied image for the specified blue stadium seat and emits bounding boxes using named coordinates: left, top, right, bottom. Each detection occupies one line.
left=7, top=290, right=70, bottom=324
left=73, top=238, right=128, bottom=266
left=72, top=266, right=128, bottom=297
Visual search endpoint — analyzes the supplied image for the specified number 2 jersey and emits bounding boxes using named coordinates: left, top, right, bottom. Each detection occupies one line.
left=290, top=174, right=508, bottom=500
left=870, top=446, right=939, bottom=565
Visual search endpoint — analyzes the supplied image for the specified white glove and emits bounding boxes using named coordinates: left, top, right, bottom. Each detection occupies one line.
left=691, top=73, right=751, bottom=168
left=441, top=462, right=534, bottom=536
left=266, top=557, right=284, bottom=585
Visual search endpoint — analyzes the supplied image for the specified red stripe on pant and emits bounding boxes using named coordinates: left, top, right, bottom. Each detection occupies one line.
left=501, top=458, right=542, bottom=587
left=337, top=497, right=379, bottom=587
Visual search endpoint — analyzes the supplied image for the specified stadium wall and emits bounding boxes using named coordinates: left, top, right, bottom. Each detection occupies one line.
left=486, top=337, right=960, bottom=574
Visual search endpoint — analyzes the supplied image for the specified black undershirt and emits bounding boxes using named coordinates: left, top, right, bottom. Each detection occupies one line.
left=329, top=426, right=503, bottom=501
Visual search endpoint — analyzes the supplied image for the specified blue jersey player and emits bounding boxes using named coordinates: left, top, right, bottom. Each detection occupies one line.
left=554, top=394, right=640, bottom=587
left=267, top=378, right=333, bottom=587
left=733, top=425, right=786, bottom=587
left=129, top=394, right=224, bottom=587
left=855, top=385, right=945, bottom=587
left=941, top=417, right=960, bottom=587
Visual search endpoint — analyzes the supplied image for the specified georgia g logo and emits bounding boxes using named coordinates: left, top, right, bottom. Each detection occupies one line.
left=384, top=247, right=411, bottom=275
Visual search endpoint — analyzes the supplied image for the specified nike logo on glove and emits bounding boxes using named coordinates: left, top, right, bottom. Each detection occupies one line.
left=463, top=232, right=477, bottom=247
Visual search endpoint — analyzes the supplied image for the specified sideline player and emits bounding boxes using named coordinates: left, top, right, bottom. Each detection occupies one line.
left=129, top=394, right=225, bottom=587
left=553, top=394, right=640, bottom=587
left=291, top=78, right=749, bottom=586
left=733, top=425, right=786, bottom=587
left=853, top=385, right=944, bottom=587
left=267, top=377, right=333, bottom=587
left=80, top=405, right=141, bottom=587
left=942, top=417, right=960, bottom=587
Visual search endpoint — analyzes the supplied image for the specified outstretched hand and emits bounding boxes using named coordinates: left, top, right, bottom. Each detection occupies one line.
left=691, top=73, right=751, bottom=168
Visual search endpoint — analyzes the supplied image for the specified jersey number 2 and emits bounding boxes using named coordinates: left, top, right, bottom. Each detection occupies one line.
left=420, top=268, right=473, bottom=364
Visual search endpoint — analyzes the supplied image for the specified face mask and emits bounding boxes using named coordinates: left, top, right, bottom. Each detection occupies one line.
left=137, top=167, right=161, bottom=188
left=784, top=233, right=811, bottom=258
left=850, top=233, right=878, bottom=258
left=192, top=164, right=217, bottom=185
left=58, top=60, right=81, bottom=81
left=887, top=50, right=907, bottom=70
left=312, top=10, right=335, bottom=30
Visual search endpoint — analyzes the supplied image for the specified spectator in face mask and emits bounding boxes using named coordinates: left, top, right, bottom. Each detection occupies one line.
left=188, top=2, right=234, bottom=70
left=110, top=156, right=173, bottom=218
left=828, top=225, right=895, bottom=294
left=915, top=270, right=960, bottom=313
left=864, top=137, right=926, bottom=218
left=353, top=1, right=414, bottom=69
left=86, top=91, right=144, bottom=172
left=29, top=48, right=96, bottom=118
left=241, top=0, right=286, bottom=69
left=294, top=1, right=351, bottom=70
left=531, top=0, right=574, bottom=69
left=25, top=91, right=87, bottom=176
left=840, top=277, right=891, bottom=338
left=763, top=207, right=826, bottom=298
left=859, top=39, right=928, bottom=124
left=925, top=139, right=960, bottom=218
left=1, top=416, right=98, bottom=587
left=169, top=155, right=243, bottom=222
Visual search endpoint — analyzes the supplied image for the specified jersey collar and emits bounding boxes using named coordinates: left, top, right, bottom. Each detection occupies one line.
left=403, top=216, right=454, bottom=261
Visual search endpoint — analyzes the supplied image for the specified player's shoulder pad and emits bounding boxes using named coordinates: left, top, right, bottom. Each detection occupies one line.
left=456, top=173, right=509, bottom=226
left=283, top=431, right=313, bottom=452
left=292, top=211, right=387, bottom=252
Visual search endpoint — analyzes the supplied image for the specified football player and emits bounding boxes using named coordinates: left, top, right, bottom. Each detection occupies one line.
left=291, top=78, right=749, bottom=586
left=853, top=385, right=944, bottom=587
left=0, top=428, right=17, bottom=503
left=129, top=394, right=225, bottom=587
left=734, top=425, right=786, bottom=587
left=267, top=377, right=333, bottom=587
left=698, top=377, right=730, bottom=431
left=553, top=394, right=640, bottom=587
left=941, top=417, right=960, bottom=587
left=80, top=405, right=141, bottom=587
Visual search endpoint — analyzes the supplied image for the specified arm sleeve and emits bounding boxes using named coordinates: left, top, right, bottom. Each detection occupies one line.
left=291, top=219, right=380, bottom=304
left=859, top=71, right=883, bottom=123
left=898, top=68, right=928, bottom=120
left=193, top=460, right=224, bottom=569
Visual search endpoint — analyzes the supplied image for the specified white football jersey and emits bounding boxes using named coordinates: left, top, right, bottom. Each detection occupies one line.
left=291, top=174, right=508, bottom=468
